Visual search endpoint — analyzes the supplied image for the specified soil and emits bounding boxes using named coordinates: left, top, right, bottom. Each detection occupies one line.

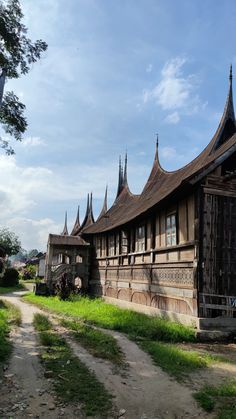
left=1, top=290, right=236, bottom=419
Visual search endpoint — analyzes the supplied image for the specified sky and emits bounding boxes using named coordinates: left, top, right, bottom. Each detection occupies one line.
left=1, top=0, right=236, bottom=251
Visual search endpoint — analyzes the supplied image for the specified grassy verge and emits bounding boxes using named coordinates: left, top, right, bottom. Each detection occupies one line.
left=0, top=283, right=25, bottom=294
left=24, top=294, right=196, bottom=343
left=194, top=380, right=236, bottom=418
left=61, top=318, right=124, bottom=366
left=0, top=300, right=21, bottom=373
left=140, top=340, right=228, bottom=381
left=33, top=313, right=113, bottom=417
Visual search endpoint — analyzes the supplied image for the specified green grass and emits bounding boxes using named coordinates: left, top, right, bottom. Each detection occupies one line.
left=140, top=341, right=226, bottom=380
left=0, top=283, right=25, bottom=294
left=24, top=294, right=196, bottom=343
left=194, top=380, right=236, bottom=418
left=0, top=300, right=21, bottom=373
left=33, top=313, right=53, bottom=331
left=33, top=314, right=113, bottom=417
left=61, top=318, right=124, bottom=366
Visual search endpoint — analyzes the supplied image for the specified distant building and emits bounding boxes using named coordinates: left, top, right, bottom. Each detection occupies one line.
left=45, top=68, right=236, bottom=330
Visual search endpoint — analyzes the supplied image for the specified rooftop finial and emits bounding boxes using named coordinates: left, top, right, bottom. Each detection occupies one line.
left=116, top=155, right=123, bottom=198
left=123, top=151, right=128, bottom=186
left=89, top=192, right=95, bottom=223
left=61, top=211, right=68, bottom=235
left=230, top=64, right=233, bottom=82
left=154, top=133, right=160, bottom=162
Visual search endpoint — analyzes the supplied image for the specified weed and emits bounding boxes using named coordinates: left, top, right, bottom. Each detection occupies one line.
left=194, top=380, right=236, bottom=417
left=34, top=314, right=113, bottom=417
left=24, top=294, right=196, bottom=343
left=33, top=313, right=52, bottom=331
left=61, top=318, right=124, bottom=366
left=0, top=300, right=21, bottom=373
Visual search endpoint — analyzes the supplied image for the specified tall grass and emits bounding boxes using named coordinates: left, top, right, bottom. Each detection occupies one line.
left=0, top=300, right=21, bottom=372
left=194, top=379, right=236, bottom=417
left=24, top=294, right=196, bottom=343
left=61, top=318, right=124, bottom=366
left=33, top=313, right=113, bottom=417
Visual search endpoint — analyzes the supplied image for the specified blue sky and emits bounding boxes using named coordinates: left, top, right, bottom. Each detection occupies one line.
left=1, top=0, right=236, bottom=250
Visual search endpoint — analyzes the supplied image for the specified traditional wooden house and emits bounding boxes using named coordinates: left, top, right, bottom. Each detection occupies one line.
left=45, top=68, right=236, bottom=330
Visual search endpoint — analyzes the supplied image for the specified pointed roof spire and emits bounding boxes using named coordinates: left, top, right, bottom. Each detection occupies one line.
left=79, top=193, right=95, bottom=232
left=61, top=211, right=68, bottom=235
left=230, top=64, right=233, bottom=82
left=89, top=192, right=95, bottom=223
left=155, top=133, right=159, bottom=161
left=211, top=65, right=236, bottom=151
left=71, top=205, right=80, bottom=236
left=123, top=151, right=128, bottom=186
left=225, top=63, right=235, bottom=120
left=97, top=186, right=108, bottom=220
left=116, top=155, right=124, bottom=198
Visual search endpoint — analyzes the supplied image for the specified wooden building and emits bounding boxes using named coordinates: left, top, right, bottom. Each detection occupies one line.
left=45, top=69, right=236, bottom=329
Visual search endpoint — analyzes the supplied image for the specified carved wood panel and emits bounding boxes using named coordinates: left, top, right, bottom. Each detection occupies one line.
left=202, top=193, right=236, bottom=297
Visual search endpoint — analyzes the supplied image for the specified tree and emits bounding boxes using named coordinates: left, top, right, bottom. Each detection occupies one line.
left=0, top=227, right=21, bottom=256
left=0, top=0, right=47, bottom=154
left=27, top=249, right=39, bottom=259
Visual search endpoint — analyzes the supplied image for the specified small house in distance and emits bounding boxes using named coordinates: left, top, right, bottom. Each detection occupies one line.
left=45, top=68, right=236, bottom=331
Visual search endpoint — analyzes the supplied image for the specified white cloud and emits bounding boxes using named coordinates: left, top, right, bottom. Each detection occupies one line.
left=164, top=111, right=180, bottom=124
left=0, top=155, right=52, bottom=218
left=22, top=136, right=45, bottom=147
left=146, top=64, right=153, bottom=73
left=160, top=145, right=200, bottom=166
left=5, top=217, right=60, bottom=251
left=143, top=57, right=204, bottom=120
left=160, top=146, right=178, bottom=160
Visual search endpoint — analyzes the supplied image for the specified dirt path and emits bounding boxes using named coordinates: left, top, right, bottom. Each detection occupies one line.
left=58, top=326, right=210, bottom=419
left=0, top=291, right=82, bottom=418
left=0, top=291, right=218, bottom=418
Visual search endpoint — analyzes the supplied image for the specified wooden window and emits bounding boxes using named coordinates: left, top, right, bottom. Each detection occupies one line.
left=121, top=230, right=128, bottom=254
left=108, top=235, right=115, bottom=256
left=96, top=236, right=101, bottom=257
left=115, top=232, right=120, bottom=255
left=166, top=214, right=177, bottom=246
left=136, top=225, right=145, bottom=252
left=101, top=236, right=106, bottom=256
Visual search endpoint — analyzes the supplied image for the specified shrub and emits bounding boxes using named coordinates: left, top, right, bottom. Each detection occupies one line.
left=22, top=264, right=37, bottom=280
left=55, top=272, right=76, bottom=300
left=1, top=268, right=19, bottom=287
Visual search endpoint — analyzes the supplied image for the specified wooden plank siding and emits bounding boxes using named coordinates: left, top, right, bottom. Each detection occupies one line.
left=199, top=172, right=236, bottom=317
left=90, top=193, right=197, bottom=318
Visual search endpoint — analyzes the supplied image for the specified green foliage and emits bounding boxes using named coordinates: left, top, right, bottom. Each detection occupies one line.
left=0, top=228, right=21, bottom=256
left=34, top=314, right=113, bottom=416
left=0, top=301, right=11, bottom=366
left=61, top=319, right=124, bottom=366
left=0, top=267, right=19, bottom=287
left=0, top=299, right=21, bottom=373
left=33, top=313, right=52, bottom=331
left=24, top=294, right=196, bottom=343
left=22, top=264, right=36, bottom=280
left=194, top=380, right=236, bottom=418
left=0, top=0, right=47, bottom=154
left=139, top=341, right=221, bottom=380
left=0, top=283, right=25, bottom=294
left=55, top=273, right=76, bottom=301
left=27, top=249, right=39, bottom=259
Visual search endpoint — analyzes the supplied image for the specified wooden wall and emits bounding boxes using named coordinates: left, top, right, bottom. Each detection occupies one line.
left=89, top=193, right=198, bottom=319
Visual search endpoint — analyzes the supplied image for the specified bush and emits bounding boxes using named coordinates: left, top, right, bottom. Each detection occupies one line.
left=55, top=273, right=76, bottom=301
left=22, top=264, right=37, bottom=280
left=1, top=268, right=19, bottom=287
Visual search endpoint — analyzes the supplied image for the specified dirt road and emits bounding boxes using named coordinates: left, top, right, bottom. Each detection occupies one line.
left=0, top=291, right=213, bottom=418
